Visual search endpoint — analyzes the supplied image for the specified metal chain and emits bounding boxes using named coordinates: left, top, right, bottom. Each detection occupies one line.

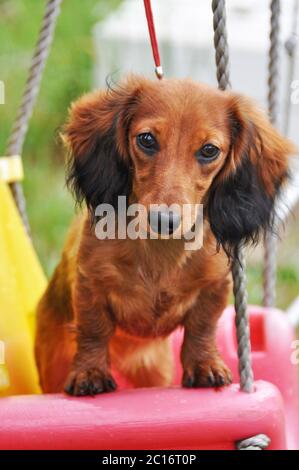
left=237, top=434, right=271, bottom=450
left=263, top=0, right=281, bottom=308
left=211, top=0, right=254, bottom=393
left=5, top=0, right=63, bottom=233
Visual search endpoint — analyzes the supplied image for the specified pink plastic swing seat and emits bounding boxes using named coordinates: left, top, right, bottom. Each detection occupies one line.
left=0, top=306, right=298, bottom=450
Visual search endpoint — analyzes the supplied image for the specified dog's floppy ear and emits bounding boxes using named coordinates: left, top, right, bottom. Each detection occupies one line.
left=64, top=77, right=143, bottom=213
left=208, top=93, right=295, bottom=256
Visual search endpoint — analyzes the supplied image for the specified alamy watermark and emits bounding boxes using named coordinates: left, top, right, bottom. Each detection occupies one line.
left=0, top=80, right=4, bottom=104
left=290, top=79, right=299, bottom=104
left=94, top=197, right=204, bottom=251
left=291, top=339, right=299, bottom=365
left=0, top=341, right=5, bottom=365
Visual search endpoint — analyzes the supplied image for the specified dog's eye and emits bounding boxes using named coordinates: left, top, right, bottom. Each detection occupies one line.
left=196, top=144, right=220, bottom=163
left=136, top=133, right=159, bottom=155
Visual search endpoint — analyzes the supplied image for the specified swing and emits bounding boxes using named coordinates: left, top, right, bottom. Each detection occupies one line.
left=0, top=0, right=298, bottom=450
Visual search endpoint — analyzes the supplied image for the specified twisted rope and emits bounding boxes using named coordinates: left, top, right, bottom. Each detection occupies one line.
left=263, top=232, right=277, bottom=308
left=263, top=0, right=281, bottom=308
left=237, top=434, right=271, bottom=450
left=267, top=0, right=281, bottom=126
left=5, top=0, right=63, bottom=233
left=212, top=0, right=231, bottom=90
left=232, top=249, right=254, bottom=392
left=211, top=0, right=254, bottom=392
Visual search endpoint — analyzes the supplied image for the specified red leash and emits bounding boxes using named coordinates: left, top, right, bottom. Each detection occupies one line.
left=143, top=0, right=163, bottom=79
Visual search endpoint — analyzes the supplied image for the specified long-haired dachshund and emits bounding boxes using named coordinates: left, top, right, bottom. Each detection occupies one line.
left=35, top=76, right=294, bottom=395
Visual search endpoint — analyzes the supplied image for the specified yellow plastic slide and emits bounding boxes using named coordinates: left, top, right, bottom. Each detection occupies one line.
left=0, top=176, right=46, bottom=396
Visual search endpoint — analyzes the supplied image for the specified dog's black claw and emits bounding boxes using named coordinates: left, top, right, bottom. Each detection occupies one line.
left=183, top=374, right=195, bottom=388
left=207, top=371, right=215, bottom=386
left=104, top=377, right=117, bottom=392
left=90, top=383, right=104, bottom=395
left=77, top=382, right=89, bottom=396
left=215, top=374, right=225, bottom=387
left=64, top=381, right=75, bottom=395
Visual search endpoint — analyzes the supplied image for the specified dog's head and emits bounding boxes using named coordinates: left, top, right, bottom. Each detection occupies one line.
left=64, top=76, right=294, bottom=253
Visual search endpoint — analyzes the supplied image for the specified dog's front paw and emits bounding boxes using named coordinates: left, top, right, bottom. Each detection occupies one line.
left=182, top=355, right=232, bottom=388
left=64, top=367, right=117, bottom=396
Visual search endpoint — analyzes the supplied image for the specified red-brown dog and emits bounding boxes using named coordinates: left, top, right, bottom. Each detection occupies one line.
left=35, top=76, right=293, bottom=395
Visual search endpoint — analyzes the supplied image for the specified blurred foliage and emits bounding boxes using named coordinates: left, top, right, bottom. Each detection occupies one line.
left=246, top=264, right=299, bottom=310
left=0, top=0, right=121, bottom=275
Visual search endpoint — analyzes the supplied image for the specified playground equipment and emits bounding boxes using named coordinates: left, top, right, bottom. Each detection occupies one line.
left=0, top=176, right=45, bottom=396
left=0, top=0, right=299, bottom=450
left=1, top=306, right=298, bottom=450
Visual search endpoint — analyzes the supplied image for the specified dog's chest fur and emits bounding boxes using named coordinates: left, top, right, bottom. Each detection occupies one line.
left=107, top=254, right=202, bottom=338
left=78, top=223, right=228, bottom=339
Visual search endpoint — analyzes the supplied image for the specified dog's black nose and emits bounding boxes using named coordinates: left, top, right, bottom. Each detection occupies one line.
left=148, top=210, right=181, bottom=235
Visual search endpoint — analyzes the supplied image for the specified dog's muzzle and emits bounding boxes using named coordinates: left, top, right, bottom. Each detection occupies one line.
left=148, top=210, right=181, bottom=235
